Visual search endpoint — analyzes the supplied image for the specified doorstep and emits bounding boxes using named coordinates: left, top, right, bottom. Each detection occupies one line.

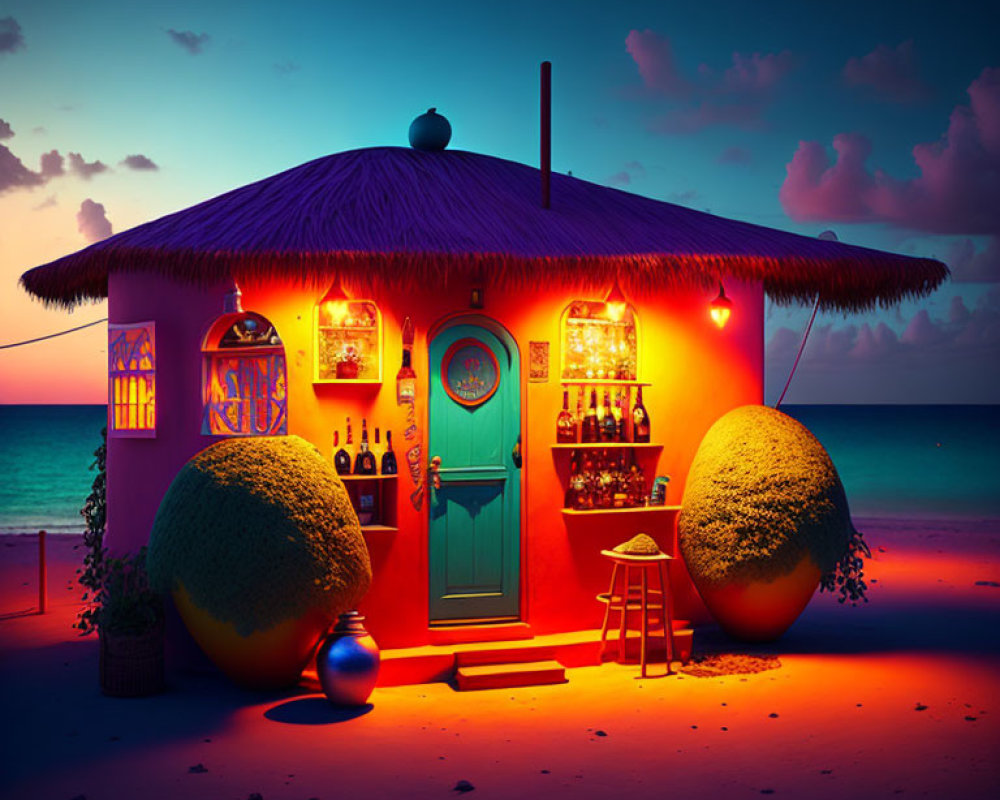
left=321, top=623, right=692, bottom=687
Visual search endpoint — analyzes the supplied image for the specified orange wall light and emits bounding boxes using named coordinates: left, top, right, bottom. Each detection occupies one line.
left=604, top=277, right=628, bottom=322
left=710, top=283, right=733, bottom=329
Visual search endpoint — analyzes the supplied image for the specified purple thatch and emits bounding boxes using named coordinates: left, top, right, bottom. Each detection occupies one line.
left=21, top=147, right=947, bottom=311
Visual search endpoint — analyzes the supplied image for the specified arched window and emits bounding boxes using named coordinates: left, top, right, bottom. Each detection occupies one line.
left=108, top=321, right=156, bottom=437
left=202, top=311, right=287, bottom=436
left=560, top=300, right=638, bottom=380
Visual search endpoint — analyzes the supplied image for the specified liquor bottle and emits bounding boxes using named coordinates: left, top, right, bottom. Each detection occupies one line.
left=333, top=431, right=351, bottom=475
left=334, top=427, right=351, bottom=475
left=381, top=430, right=398, bottom=475
left=556, top=389, right=577, bottom=443
left=615, top=391, right=628, bottom=442
left=565, top=451, right=581, bottom=508
left=632, top=386, right=651, bottom=443
left=581, top=389, right=600, bottom=443
left=396, top=317, right=416, bottom=405
left=373, top=426, right=382, bottom=472
left=354, top=418, right=378, bottom=475
left=601, top=389, right=617, bottom=442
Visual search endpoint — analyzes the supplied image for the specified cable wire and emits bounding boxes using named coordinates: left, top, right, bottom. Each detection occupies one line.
left=0, top=317, right=108, bottom=350
left=774, top=295, right=820, bottom=410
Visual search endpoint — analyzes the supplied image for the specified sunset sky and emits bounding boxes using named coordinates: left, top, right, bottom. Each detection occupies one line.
left=1, top=0, right=997, bottom=404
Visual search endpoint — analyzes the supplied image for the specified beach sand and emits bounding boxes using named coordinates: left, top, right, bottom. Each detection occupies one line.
left=1, top=517, right=998, bottom=800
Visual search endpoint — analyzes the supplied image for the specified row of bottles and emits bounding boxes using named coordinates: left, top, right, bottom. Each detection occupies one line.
left=564, top=449, right=648, bottom=510
left=333, top=417, right=398, bottom=476
left=557, top=386, right=650, bottom=444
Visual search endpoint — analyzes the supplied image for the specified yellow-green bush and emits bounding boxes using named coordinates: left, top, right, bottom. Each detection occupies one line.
left=679, top=405, right=868, bottom=602
left=147, top=435, right=371, bottom=636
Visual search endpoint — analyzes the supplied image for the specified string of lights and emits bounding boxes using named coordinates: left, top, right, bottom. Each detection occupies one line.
left=0, top=318, right=108, bottom=350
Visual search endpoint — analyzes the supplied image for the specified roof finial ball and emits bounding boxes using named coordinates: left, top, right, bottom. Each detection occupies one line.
left=409, top=108, right=452, bottom=151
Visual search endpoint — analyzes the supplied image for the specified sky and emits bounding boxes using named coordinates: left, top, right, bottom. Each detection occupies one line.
left=1, top=0, right=998, bottom=404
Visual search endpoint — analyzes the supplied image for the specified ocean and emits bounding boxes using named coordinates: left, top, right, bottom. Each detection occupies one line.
left=0, top=404, right=997, bottom=533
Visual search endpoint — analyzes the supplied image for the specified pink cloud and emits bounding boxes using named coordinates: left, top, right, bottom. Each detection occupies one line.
left=167, top=29, right=210, bottom=56
left=0, top=117, right=13, bottom=139
left=724, top=51, right=794, bottom=92
left=607, top=171, right=630, bottom=186
left=77, top=198, right=112, bottom=242
left=67, top=152, right=108, bottom=179
left=843, top=40, right=930, bottom=103
left=0, top=144, right=42, bottom=192
left=0, top=16, right=24, bottom=54
left=626, top=30, right=794, bottom=133
left=625, top=29, right=690, bottom=97
left=781, top=68, right=1000, bottom=235
left=848, top=322, right=899, bottom=360
left=121, top=153, right=158, bottom=170
left=39, top=149, right=63, bottom=178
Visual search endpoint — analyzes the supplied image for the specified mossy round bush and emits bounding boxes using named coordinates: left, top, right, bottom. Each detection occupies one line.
left=679, top=405, right=867, bottom=602
left=147, top=435, right=371, bottom=637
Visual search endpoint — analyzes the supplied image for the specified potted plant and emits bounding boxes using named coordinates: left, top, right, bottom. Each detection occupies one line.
left=77, top=428, right=165, bottom=696
left=335, top=344, right=364, bottom=379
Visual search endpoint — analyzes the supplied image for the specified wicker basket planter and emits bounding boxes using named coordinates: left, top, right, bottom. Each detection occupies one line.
left=99, top=624, right=165, bottom=697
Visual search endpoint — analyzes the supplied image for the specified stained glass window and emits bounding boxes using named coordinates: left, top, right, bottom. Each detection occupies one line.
left=202, top=312, right=288, bottom=436
left=108, top=322, right=156, bottom=437
left=561, top=300, right=638, bottom=380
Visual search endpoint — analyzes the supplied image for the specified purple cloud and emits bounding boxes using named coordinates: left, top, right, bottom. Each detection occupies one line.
left=780, top=68, right=1000, bottom=235
left=0, top=144, right=43, bottom=192
left=33, top=195, right=57, bottom=211
left=607, top=171, right=631, bottom=187
left=843, top=40, right=930, bottom=103
left=0, top=118, right=13, bottom=139
left=39, top=150, right=64, bottom=178
left=723, top=51, right=795, bottom=92
left=67, top=152, right=109, bottom=179
left=944, top=237, right=1000, bottom=282
left=77, top=199, right=112, bottom=242
left=717, top=146, right=752, bottom=165
left=625, top=29, right=691, bottom=97
left=121, top=154, right=159, bottom=171
left=627, top=30, right=795, bottom=134
left=0, top=16, right=25, bottom=54
left=167, top=29, right=210, bottom=55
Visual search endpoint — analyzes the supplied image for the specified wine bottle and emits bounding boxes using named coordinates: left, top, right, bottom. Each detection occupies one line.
left=615, top=391, right=627, bottom=442
left=601, top=389, right=616, bottom=442
left=334, top=427, right=351, bottom=475
left=354, top=418, right=378, bottom=475
left=396, top=317, right=416, bottom=405
left=556, top=389, right=576, bottom=443
left=381, top=430, right=398, bottom=475
left=581, top=389, right=600, bottom=443
left=632, top=386, right=650, bottom=443
left=333, top=417, right=351, bottom=475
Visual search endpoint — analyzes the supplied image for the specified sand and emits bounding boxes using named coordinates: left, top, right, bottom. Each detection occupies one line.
left=1, top=517, right=998, bottom=800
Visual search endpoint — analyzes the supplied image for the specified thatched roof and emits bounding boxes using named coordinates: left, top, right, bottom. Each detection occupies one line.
left=21, top=146, right=947, bottom=311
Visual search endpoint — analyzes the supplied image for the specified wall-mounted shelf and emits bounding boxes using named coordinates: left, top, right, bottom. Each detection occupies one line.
left=339, top=474, right=399, bottom=482
left=561, top=505, right=680, bottom=517
left=559, top=380, right=650, bottom=387
left=551, top=443, right=662, bottom=450
left=314, top=379, right=383, bottom=386
left=360, top=524, right=398, bottom=533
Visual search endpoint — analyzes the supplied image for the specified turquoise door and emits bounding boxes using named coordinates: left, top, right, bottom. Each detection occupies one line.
left=428, top=323, right=521, bottom=622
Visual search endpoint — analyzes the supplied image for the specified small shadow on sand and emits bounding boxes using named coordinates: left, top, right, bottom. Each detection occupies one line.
left=264, top=697, right=373, bottom=725
left=0, top=608, right=38, bottom=621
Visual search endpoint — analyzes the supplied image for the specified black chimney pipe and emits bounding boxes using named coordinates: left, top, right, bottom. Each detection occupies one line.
left=541, top=61, right=551, bottom=210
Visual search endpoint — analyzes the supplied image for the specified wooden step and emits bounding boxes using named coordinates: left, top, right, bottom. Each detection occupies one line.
left=455, top=659, right=567, bottom=691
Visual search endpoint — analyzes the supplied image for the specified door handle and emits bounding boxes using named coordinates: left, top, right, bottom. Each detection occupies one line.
left=430, top=455, right=442, bottom=490
left=511, top=434, right=522, bottom=469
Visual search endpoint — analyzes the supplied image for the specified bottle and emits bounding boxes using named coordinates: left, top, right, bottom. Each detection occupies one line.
left=601, top=389, right=616, bottom=442
left=373, top=426, right=382, bottom=472
left=332, top=430, right=350, bottom=475
left=581, top=389, right=600, bottom=443
left=396, top=317, right=416, bottom=405
left=334, top=427, right=351, bottom=475
left=565, top=451, right=581, bottom=508
left=381, top=430, right=398, bottom=475
left=615, top=391, right=627, bottom=442
left=557, top=389, right=576, bottom=443
left=632, top=386, right=650, bottom=443
left=354, top=418, right=377, bottom=475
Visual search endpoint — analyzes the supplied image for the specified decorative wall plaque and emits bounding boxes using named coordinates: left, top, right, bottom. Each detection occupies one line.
left=529, top=340, right=549, bottom=382
left=441, top=337, right=499, bottom=407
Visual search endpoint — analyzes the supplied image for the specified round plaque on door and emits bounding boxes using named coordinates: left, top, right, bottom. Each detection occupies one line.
left=441, top=337, right=500, bottom=407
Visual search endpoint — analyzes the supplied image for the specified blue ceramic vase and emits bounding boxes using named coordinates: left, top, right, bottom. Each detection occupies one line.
left=316, top=611, right=380, bottom=706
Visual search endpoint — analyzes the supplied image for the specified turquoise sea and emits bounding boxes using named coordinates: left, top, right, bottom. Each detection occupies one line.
left=0, top=404, right=997, bottom=533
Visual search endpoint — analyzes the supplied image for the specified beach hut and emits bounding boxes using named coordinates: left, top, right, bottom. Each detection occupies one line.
left=21, top=115, right=946, bottom=675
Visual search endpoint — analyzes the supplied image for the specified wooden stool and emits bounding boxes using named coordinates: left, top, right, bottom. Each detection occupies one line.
left=596, top=550, right=676, bottom=677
